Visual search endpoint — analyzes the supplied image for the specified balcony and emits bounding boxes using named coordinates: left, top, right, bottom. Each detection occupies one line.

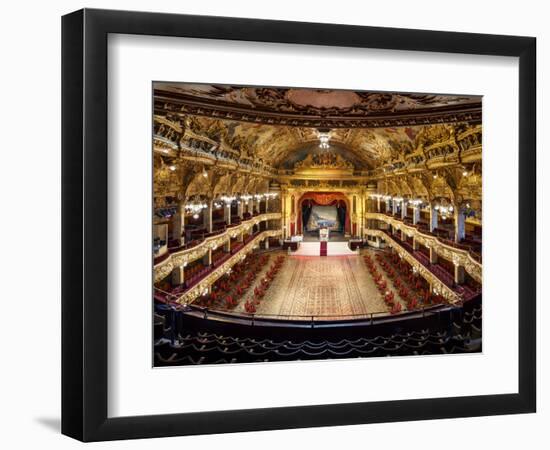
left=155, top=229, right=283, bottom=304
left=373, top=229, right=481, bottom=302
left=154, top=212, right=282, bottom=282
left=365, top=213, right=482, bottom=284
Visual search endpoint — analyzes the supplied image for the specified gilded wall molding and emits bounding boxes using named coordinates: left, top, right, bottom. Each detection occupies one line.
left=365, top=213, right=482, bottom=283
left=174, top=229, right=283, bottom=304
left=364, top=229, right=461, bottom=304
left=154, top=212, right=282, bottom=282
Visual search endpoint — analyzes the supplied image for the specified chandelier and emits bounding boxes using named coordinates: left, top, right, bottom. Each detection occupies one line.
left=220, top=195, right=237, bottom=207
left=240, top=194, right=252, bottom=205
left=370, top=194, right=425, bottom=208
left=185, top=198, right=208, bottom=219
left=317, top=129, right=331, bottom=149
left=409, top=199, right=424, bottom=207
left=433, top=199, right=454, bottom=220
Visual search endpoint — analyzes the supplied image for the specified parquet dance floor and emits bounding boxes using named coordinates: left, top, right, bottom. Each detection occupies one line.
left=252, top=253, right=389, bottom=320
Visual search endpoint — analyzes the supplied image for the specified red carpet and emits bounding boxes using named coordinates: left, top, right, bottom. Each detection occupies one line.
left=320, top=241, right=327, bottom=256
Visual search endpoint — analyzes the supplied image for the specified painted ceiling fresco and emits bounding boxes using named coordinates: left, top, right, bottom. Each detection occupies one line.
left=155, top=83, right=480, bottom=170
left=182, top=114, right=460, bottom=169
left=155, top=83, right=480, bottom=119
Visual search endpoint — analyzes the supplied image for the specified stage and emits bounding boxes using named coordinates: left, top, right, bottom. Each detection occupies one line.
left=293, top=241, right=358, bottom=256
left=302, top=230, right=347, bottom=242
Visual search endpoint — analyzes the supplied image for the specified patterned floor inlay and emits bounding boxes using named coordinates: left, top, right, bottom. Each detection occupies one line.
left=254, top=253, right=389, bottom=320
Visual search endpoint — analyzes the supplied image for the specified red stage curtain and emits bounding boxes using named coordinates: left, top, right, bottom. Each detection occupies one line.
left=302, top=192, right=345, bottom=206
left=297, top=192, right=350, bottom=234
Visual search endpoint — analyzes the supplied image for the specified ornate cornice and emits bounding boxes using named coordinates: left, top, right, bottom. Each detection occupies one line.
left=365, top=213, right=482, bottom=283
left=154, top=86, right=481, bottom=129
left=155, top=100, right=481, bottom=129
left=154, top=213, right=282, bottom=282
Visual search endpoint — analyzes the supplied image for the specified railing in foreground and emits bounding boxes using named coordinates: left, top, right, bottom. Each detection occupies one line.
left=155, top=300, right=456, bottom=327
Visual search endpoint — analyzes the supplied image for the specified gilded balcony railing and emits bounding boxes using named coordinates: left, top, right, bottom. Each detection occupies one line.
left=172, top=229, right=282, bottom=304
left=154, top=212, right=282, bottom=282
left=363, top=229, right=461, bottom=304
left=364, top=212, right=482, bottom=284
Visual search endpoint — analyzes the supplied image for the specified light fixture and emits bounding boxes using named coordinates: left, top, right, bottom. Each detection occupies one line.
left=169, top=165, right=176, bottom=171
left=202, top=168, right=208, bottom=178
left=462, top=170, right=468, bottom=176
left=317, top=129, right=331, bottom=149
left=220, top=195, right=236, bottom=204
left=369, top=193, right=385, bottom=200
left=185, top=197, right=208, bottom=216
left=433, top=199, right=454, bottom=219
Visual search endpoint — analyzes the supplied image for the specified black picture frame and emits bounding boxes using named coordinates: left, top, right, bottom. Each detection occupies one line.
left=62, top=8, right=536, bottom=442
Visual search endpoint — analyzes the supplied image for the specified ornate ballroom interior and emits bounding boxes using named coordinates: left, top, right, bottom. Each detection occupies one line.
left=153, top=83, right=482, bottom=366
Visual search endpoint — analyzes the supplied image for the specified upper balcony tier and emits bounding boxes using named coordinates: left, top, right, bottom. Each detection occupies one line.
left=156, top=229, right=282, bottom=304
left=154, top=212, right=282, bottom=282
left=364, top=212, right=482, bottom=284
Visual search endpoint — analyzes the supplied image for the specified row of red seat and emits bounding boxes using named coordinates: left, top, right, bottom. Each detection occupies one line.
left=386, top=230, right=454, bottom=285
left=385, top=230, right=482, bottom=301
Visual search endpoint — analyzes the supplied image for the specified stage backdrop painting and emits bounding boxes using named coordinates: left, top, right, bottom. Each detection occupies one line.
left=297, top=192, right=350, bottom=235
left=306, top=206, right=340, bottom=231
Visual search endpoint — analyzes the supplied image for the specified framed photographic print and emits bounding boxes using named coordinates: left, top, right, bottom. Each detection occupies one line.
left=62, top=8, right=536, bottom=442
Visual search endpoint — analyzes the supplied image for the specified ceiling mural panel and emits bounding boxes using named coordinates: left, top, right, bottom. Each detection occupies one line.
left=155, top=83, right=481, bottom=128
left=153, top=83, right=482, bottom=209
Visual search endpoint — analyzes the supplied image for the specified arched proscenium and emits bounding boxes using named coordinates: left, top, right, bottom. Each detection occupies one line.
left=296, top=191, right=351, bottom=235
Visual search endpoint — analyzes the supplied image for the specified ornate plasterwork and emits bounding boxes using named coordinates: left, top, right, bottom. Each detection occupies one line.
left=294, top=152, right=354, bottom=171
left=153, top=114, right=482, bottom=181
left=153, top=213, right=282, bottom=282
left=365, top=213, right=482, bottom=284
left=372, top=124, right=482, bottom=179
left=153, top=88, right=482, bottom=235
left=364, top=229, right=461, bottom=304
left=173, top=229, right=282, bottom=304
left=154, top=83, right=481, bottom=128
